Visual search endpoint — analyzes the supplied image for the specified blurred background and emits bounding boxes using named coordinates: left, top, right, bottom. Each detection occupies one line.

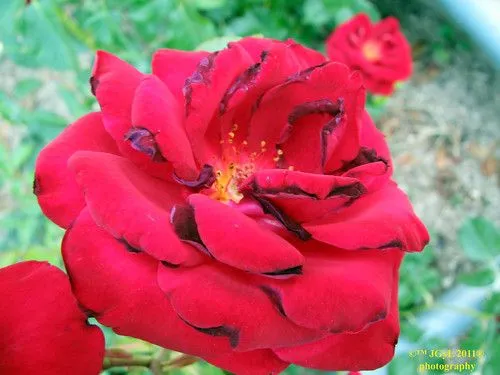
left=0, top=0, right=498, bottom=374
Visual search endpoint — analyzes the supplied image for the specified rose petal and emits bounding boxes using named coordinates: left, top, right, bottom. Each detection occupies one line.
left=332, top=111, right=392, bottom=192
left=188, top=194, right=305, bottom=274
left=260, top=246, right=402, bottom=333
left=304, top=181, right=430, bottom=252
left=157, top=262, right=322, bottom=352
left=0, top=261, right=104, bottom=375
left=274, top=265, right=400, bottom=371
left=131, top=75, right=198, bottom=179
left=242, top=169, right=366, bottom=222
left=206, top=349, right=289, bottom=375
left=62, top=209, right=236, bottom=357
left=34, top=112, right=119, bottom=228
left=184, top=43, right=253, bottom=163
left=68, top=150, right=204, bottom=265
left=152, top=48, right=209, bottom=102
left=91, top=50, right=171, bottom=179
left=248, top=62, right=365, bottom=173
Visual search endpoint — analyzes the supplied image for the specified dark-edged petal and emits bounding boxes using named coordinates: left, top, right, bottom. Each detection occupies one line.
left=248, top=62, right=365, bottom=173
left=34, top=112, right=119, bottom=228
left=157, top=262, right=323, bottom=352
left=257, top=246, right=402, bottom=333
left=304, top=181, right=429, bottom=252
left=187, top=194, right=305, bottom=274
left=152, top=48, right=209, bottom=102
left=183, top=43, right=254, bottom=162
left=131, top=75, right=198, bottom=180
left=91, top=50, right=171, bottom=179
left=62, top=208, right=234, bottom=357
left=68, top=150, right=204, bottom=265
left=332, top=111, right=392, bottom=192
left=242, top=169, right=365, bottom=222
left=273, top=265, right=401, bottom=371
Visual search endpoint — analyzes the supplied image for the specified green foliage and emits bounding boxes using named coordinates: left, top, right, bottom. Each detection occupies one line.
left=458, top=217, right=500, bottom=262
left=399, top=244, right=441, bottom=312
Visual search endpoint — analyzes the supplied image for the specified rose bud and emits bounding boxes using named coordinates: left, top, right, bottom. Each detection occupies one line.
left=326, top=14, right=412, bottom=95
left=34, top=37, right=428, bottom=374
left=0, top=261, right=104, bottom=374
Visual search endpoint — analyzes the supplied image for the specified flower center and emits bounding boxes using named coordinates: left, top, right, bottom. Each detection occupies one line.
left=362, top=40, right=381, bottom=62
left=207, top=124, right=282, bottom=204
left=211, top=162, right=255, bottom=203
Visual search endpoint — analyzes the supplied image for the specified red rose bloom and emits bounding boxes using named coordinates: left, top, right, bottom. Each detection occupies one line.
left=0, top=261, right=104, bottom=375
left=326, top=14, right=412, bottom=95
left=34, top=37, right=428, bottom=374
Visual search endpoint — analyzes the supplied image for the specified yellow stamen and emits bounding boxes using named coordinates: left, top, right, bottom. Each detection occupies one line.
left=362, top=41, right=381, bottom=62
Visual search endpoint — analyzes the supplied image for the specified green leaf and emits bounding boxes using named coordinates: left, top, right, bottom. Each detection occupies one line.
left=323, top=0, right=381, bottom=23
left=458, top=217, right=500, bottom=262
left=388, top=354, right=419, bottom=375
left=302, top=0, right=331, bottom=27
left=352, top=0, right=380, bottom=21
left=190, top=0, right=227, bottom=11
left=14, top=78, right=42, bottom=97
left=483, top=336, right=500, bottom=375
left=196, top=35, right=242, bottom=52
left=24, top=110, right=67, bottom=144
left=483, top=292, right=500, bottom=315
left=334, top=7, right=355, bottom=24
left=458, top=268, right=495, bottom=286
left=164, top=3, right=217, bottom=50
left=9, top=0, right=79, bottom=70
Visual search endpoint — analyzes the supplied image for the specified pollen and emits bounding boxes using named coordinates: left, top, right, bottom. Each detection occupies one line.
left=362, top=40, right=381, bottom=62
left=210, top=161, right=255, bottom=204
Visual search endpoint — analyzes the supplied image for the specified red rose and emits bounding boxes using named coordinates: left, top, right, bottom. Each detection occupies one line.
left=34, top=37, right=428, bottom=374
left=0, top=261, right=104, bottom=374
left=326, top=14, right=412, bottom=95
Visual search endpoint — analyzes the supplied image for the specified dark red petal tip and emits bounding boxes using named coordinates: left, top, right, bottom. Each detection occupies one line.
left=326, top=181, right=366, bottom=199
left=252, top=194, right=312, bottom=241
left=170, top=204, right=212, bottom=256
left=173, top=164, right=216, bottom=189
left=262, top=265, right=303, bottom=277
left=285, top=62, right=328, bottom=85
left=339, top=147, right=389, bottom=173
left=89, top=76, right=99, bottom=96
left=287, top=98, right=343, bottom=126
left=183, top=51, right=219, bottom=116
left=259, top=286, right=287, bottom=317
left=124, top=127, right=166, bottom=162
left=219, top=50, right=268, bottom=114
left=183, top=320, right=240, bottom=349
left=117, top=238, right=141, bottom=253
left=33, top=175, right=41, bottom=196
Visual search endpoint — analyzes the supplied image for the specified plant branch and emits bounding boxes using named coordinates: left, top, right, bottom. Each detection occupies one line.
left=102, top=351, right=199, bottom=372
left=102, top=355, right=152, bottom=369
